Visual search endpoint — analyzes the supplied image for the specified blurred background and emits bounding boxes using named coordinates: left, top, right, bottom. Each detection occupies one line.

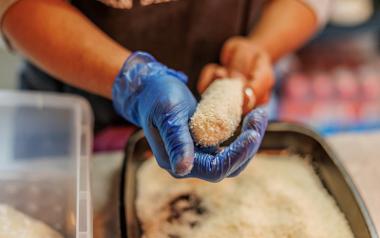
left=0, top=40, right=19, bottom=89
left=265, top=0, right=380, bottom=135
left=1, top=0, right=380, bottom=136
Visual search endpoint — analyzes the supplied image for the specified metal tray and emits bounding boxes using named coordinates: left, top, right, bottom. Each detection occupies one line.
left=119, top=122, right=378, bottom=238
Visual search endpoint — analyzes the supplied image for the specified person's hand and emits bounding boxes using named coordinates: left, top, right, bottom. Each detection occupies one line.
left=222, top=37, right=275, bottom=106
left=113, top=51, right=268, bottom=182
left=198, top=37, right=275, bottom=113
left=188, top=108, right=268, bottom=182
left=113, top=52, right=197, bottom=177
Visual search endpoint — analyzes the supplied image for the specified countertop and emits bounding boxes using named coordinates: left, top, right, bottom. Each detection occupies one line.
left=327, top=132, right=380, bottom=232
left=91, top=131, right=380, bottom=237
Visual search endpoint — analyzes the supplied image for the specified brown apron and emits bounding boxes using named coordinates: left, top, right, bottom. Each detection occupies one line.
left=20, top=0, right=264, bottom=131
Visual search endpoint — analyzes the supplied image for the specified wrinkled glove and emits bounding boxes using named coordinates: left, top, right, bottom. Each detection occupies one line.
left=113, top=51, right=268, bottom=181
left=188, top=108, right=268, bottom=182
left=113, top=51, right=196, bottom=176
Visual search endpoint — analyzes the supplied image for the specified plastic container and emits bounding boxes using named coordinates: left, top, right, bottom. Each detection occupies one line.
left=0, top=91, right=93, bottom=238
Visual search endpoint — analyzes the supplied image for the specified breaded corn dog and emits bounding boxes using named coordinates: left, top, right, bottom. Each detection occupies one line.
left=190, top=79, right=244, bottom=147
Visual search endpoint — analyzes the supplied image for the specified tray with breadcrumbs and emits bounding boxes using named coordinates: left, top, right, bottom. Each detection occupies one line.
left=119, top=122, right=378, bottom=238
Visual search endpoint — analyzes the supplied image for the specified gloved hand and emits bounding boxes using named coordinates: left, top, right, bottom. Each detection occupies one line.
left=113, top=51, right=196, bottom=176
left=113, top=51, right=268, bottom=181
left=188, top=108, right=268, bottom=182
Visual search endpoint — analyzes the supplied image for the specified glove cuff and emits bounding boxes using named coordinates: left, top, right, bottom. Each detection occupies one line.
left=113, top=51, right=155, bottom=98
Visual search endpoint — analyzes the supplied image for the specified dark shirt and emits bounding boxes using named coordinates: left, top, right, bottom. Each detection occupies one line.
left=20, top=0, right=264, bottom=130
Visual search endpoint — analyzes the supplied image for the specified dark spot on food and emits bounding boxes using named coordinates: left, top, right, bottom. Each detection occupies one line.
left=168, top=234, right=180, bottom=238
left=195, top=206, right=206, bottom=215
left=166, top=193, right=207, bottom=223
left=189, top=221, right=198, bottom=228
left=169, top=194, right=192, bottom=206
left=167, top=209, right=181, bottom=222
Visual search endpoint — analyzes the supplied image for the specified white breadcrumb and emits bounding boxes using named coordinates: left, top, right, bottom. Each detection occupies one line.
left=190, top=79, right=244, bottom=147
left=136, top=155, right=354, bottom=238
left=0, top=204, right=63, bottom=238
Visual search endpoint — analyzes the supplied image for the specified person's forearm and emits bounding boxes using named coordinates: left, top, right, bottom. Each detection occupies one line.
left=2, top=0, right=130, bottom=99
left=249, top=0, right=318, bottom=62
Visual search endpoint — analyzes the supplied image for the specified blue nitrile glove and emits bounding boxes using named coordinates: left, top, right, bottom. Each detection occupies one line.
left=188, top=108, right=268, bottom=182
left=113, top=51, right=268, bottom=181
left=113, top=51, right=196, bottom=176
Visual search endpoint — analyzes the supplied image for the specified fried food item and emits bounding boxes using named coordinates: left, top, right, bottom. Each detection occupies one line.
left=0, top=204, right=63, bottom=238
left=190, top=79, right=244, bottom=147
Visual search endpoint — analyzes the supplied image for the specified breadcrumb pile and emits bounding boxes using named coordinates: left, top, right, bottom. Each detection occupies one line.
left=137, top=155, right=354, bottom=238
left=0, top=205, right=63, bottom=238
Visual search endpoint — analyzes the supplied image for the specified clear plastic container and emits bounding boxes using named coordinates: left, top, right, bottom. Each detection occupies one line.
left=0, top=91, right=93, bottom=238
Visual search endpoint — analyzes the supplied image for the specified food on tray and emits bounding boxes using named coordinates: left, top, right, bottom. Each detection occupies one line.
left=136, top=155, right=354, bottom=238
left=190, top=79, right=243, bottom=147
left=0, top=204, right=63, bottom=238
